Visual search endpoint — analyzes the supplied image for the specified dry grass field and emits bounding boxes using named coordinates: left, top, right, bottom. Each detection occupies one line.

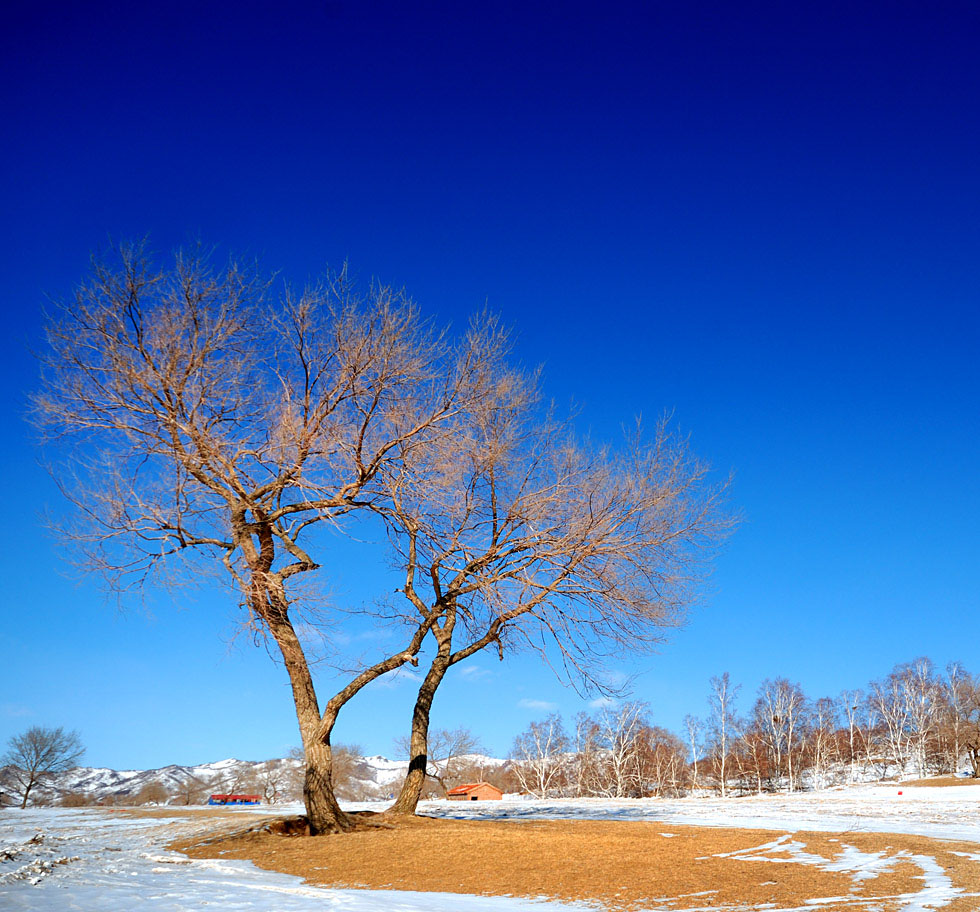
left=899, top=775, right=980, bottom=788
left=175, top=814, right=980, bottom=911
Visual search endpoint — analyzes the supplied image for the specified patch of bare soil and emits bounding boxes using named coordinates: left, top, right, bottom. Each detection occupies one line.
left=174, top=816, right=980, bottom=911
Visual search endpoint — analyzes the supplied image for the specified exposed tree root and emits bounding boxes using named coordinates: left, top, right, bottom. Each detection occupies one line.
left=182, top=811, right=400, bottom=849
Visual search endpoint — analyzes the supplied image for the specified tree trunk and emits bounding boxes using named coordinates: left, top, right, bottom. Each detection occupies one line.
left=386, top=657, right=450, bottom=816
left=304, top=739, right=354, bottom=834
left=260, top=590, right=352, bottom=834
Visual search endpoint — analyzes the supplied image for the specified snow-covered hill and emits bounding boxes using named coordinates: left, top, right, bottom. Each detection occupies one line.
left=7, top=752, right=507, bottom=807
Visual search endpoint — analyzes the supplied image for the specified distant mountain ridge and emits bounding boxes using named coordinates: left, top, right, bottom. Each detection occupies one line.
left=8, top=752, right=507, bottom=806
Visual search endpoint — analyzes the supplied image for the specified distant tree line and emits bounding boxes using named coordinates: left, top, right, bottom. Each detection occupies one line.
left=509, top=657, right=980, bottom=797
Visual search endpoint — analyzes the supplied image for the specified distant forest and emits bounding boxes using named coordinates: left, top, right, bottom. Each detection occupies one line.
left=508, top=657, right=980, bottom=798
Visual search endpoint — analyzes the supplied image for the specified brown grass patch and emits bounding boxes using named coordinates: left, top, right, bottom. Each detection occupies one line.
left=174, top=815, right=980, bottom=911
left=899, top=775, right=980, bottom=787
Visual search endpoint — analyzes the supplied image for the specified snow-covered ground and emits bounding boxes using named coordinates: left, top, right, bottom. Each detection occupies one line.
left=2, top=784, right=978, bottom=911
left=0, top=807, right=587, bottom=911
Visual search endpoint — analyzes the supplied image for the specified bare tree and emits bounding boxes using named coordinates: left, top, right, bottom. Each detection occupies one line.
left=33, top=244, right=510, bottom=834
left=133, top=782, right=169, bottom=805
left=937, top=663, right=975, bottom=775
left=593, top=702, right=650, bottom=798
left=374, top=392, right=732, bottom=814
left=839, top=689, right=867, bottom=783
left=395, top=727, right=485, bottom=796
left=867, top=658, right=938, bottom=779
left=173, top=773, right=215, bottom=806
left=807, top=697, right=840, bottom=789
left=904, top=658, right=939, bottom=777
left=683, top=714, right=705, bottom=792
left=639, top=725, right=688, bottom=797
left=511, top=714, right=570, bottom=797
left=2, top=726, right=85, bottom=808
left=571, top=711, right=602, bottom=797
left=752, top=677, right=809, bottom=792
left=707, top=672, right=740, bottom=798
left=733, top=727, right=769, bottom=795
left=961, top=674, right=980, bottom=778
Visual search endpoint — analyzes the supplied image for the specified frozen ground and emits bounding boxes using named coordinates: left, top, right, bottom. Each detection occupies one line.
left=0, top=807, right=587, bottom=912
left=2, top=784, right=978, bottom=911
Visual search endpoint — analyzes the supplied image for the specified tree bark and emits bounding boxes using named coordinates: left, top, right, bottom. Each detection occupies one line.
left=258, top=576, right=354, bottom=834
left=386, top=656, right=451, bottom=815
left=303, top=739, right=355, bottom=834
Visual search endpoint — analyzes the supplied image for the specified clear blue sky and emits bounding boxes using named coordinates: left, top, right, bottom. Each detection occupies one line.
left=2, top=1, right=978, bottom=770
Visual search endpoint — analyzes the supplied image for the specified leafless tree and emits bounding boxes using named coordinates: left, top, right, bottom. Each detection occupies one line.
left=592, top=702, right=650, bottom=798
left=1, top=726, right=85, bottom=808
left=707, top=672, right=740, bottom=797
left=570, top=711, right=601, bottom=797
left=173, top=773, right=215, bottom=806
left=510, top=714, right=570, bottom=797
left=807, top=697, right=840, bottom=789
left=838, top=689, right=867, bottom=782
left=241, top=758, right=304, bottom=805
left=937, top=663, right=970, bottom=774
left=752, top=677, right=809, bottom=792
left=733, top=728, right=769, bottom=795
left=133, top=782, right=169, bottom=805
left=395, top=727, right=485, bottom=796
left=373, top=380, right=732, bottom=814
left=867, top=658, right=938, bottom=778
left=961, top=674, right=980, bottom=777
left=58, top=791, right=95, bottom=807
left=33, top=243, right=510, bottom=834
left=904, top=658, right=939, bottom=777
left=683, top=714, right=705, bottom=792
left=639, top=725, right=689, bottom=797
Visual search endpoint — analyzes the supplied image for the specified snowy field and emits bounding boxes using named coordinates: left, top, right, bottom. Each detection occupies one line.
left=0, top=807, right=589, bottom=912
left=2, top=784, right=979, bottom=911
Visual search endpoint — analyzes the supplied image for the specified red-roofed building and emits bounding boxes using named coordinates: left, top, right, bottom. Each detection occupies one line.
left=446, top=782, right=503, bottom=801
left=208, top=794, right=262, bottom=805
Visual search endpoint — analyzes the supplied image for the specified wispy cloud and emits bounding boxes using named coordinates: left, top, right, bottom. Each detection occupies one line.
left=458, top=665, right=493, bottom=682
left=518, top=698, right=558, bottom=711
left=375, top=666, right=422, bottom=689
left=299, top=624, right=395, bottom=648
left=1, top=703, right=33, bottom=718
left=599, top=669, right=630, bottom=690
left=588, top=697, right=617, bottom=710
left=332, top=627, right=396, bottom=647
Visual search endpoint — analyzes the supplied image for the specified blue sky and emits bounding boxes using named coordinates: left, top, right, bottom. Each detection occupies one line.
left=1, top=1, right=978, bottom=769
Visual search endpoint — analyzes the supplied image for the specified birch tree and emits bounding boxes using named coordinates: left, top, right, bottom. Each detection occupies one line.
left=940, top=663, right=971, bottom=774
left=753, top=678, right=808, bottom=792
left=707, top=672, right=740, bottom=797
left=593, top=702, right=649, bottom=798
left=839, top=689, right=866, bottom=782
left=511, top=714, right=569, bottom=797
left=808, top=697, right=839, bottom=789
left=683, top=714, right=705, bottom=792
